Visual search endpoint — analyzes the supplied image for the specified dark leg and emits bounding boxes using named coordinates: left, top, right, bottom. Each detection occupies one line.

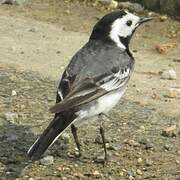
left=100, top=124, right=108, bottom=165
left=71, top=124, right=81, bottom=157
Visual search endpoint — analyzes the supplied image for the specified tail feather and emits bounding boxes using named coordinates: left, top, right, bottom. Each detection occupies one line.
left=27, top=113, right=76, bottom=159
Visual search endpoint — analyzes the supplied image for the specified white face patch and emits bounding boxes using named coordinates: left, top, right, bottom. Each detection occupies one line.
left=109, top=12, right=140, bottom=49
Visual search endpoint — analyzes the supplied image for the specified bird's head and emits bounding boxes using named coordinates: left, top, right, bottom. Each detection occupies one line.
left=90, top=10, right=153, bottom=49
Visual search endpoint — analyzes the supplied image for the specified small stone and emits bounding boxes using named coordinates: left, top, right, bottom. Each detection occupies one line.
left=126, top=139, right=140, bottom=147
left=67, top=152, right=74, bottom=158
left=126, top=170, right=135, bottom=179
left=108, top=144, right=121, bottom=151
left=6, top=134, right=18, bottom=141
left=5, top=112, right=18, bottom=122
left=118, top=2, right=144, bottom=12
left=136, top=169, right=142, bottom=175
left=73, top=173, right=84, bottom=178
left=109, top=0, right=118, bottom=9
left=164, top=144, right=172, bottom=151
left=14, top=0, right=28, bottom=5
left=1, top=0, right=14, bottom=4
left=176, top=160, right=180, bottom=164
left=145, top=159, right=153, bottom=166
left=97, top=0, right=112, bottom=5
left=28, top=28, right=36, bottom=32
left=145, top=143, right=154, bottom=150
left=139, top=138, right=154, bottom=150
left=94, top=154, right=105, bottom=163
left=40, top=155, right=54, bottom=165
left=160, top=69, right=177, bottom=80
left=173, top=57, right=180, bottom=62
left=60, top=132, right=70, bottom=143
left=62, top=167, right=70, bottom=172
left=160, top=15, right=168, bottom=22
left=11, top=90, right=17, bottom=96
left=167, top=87, right=180, bottom=99
left=56, top=50, right=61, bottom=54
left=57, top=166, right=62, bottom=171
left=116, top=171, right=122, bottom=177
left=139, top=126, right=145, bottom=130
left=59, top=143, right=68, bottom=150
left=161, top=125, right=178, bottom=137
left=74, top=151, right=80, bottom=157
left=137, top=157, right=143, bottom=163
left=62, top=177, right=67, bottom=180
left=93, top=170, right=101, bottom=178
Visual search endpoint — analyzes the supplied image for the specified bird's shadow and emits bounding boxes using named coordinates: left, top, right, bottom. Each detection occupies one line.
left=0, top=120, right=35, bottom=179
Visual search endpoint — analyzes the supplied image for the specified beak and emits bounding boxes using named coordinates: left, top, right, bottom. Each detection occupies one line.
left=138, top=17, right=154, bottom=24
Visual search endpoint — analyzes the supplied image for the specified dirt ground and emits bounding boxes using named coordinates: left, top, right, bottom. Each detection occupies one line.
left=0, top=0, right=180, bottom=179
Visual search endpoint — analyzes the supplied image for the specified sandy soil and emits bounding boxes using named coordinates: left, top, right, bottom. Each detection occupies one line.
left=0, top=0, right=180, bottom=179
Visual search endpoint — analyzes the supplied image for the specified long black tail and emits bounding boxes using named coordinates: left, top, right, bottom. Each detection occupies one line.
left=27, top=113, right=76, bottom=160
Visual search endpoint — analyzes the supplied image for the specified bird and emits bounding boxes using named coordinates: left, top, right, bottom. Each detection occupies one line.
left=27, top=10, right=153, bottom=163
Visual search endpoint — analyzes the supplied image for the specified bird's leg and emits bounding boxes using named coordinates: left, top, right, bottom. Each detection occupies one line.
left=71, top=124, right=81, bottom=157
left=99, top=113, right=109, bottom=165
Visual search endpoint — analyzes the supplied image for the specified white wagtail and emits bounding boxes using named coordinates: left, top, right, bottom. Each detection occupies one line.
left=27, top=10, right=153, bottom=162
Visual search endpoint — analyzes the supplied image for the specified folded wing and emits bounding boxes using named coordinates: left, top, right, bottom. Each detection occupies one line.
left=50, top=66, right=131, bottom=113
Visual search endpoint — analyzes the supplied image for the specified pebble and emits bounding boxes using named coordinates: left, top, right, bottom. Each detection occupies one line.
left=118, top=2, right=144, bottom=12
left=40, top=155, right=54, bottom=165
left=6, top=134, right=18, bottom=141
left=137, top=157, right=143, bottom=163
left=5, top=112, right=18, bottom=122
left=139, top=125, right=145, bottom=130
left=94, top=154, right=105, bottom=163
left=73, top=173, right=84, bottom=178
left=96, top=0, right=112, bottom=5
left=167, top=87, right=180, bottom=99
left=108, top=144, right=121, bottom=151
left=109, top=0, right=118, bottom=9
left=60, top=132, right=70, bottom=143
left=160, top=69, right=177, bottom=80
left=164, top=144, right=172, bottom=151
left=0, top=0, right=27, bottom=5
left=175, top=160, right=180, bottom=164
left=28, top=28, right=36, bottom=32
left=0, top=0, right=14, bottom=4
left=173, top=57, right=180, bottom=62
left=56, top=50, right=61, bottom=54
left=125, top=139, right=140, bottom=147
left=62, top=167, right=71, bottom=172
left=126, top=170, right=135, bottom=179
left=145, top=142, right=154, bottom=150
left=160, top=15, right=168, bottom=22
left=136, top=169, right=142, bottom=175
left=58, top=142, right=68, bottom=150
left=11, top=90, right=17, bottom=96
left=145, top=159, right=153, bottom=166
left=161, top=125, right=178, bottom=137
left=67, top=152, right=75, bottom=158
left=93, top=170, right=101, bottom=178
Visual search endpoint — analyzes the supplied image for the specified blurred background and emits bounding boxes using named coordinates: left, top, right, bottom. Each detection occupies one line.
left=0, top=0, right=179, bottom=179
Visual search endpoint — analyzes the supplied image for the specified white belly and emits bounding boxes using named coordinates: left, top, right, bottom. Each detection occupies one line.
left=75, top=88, right=126, bottom=124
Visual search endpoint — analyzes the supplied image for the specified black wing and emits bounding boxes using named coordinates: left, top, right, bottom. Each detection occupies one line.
left=51, top=40, right=134, bottom=113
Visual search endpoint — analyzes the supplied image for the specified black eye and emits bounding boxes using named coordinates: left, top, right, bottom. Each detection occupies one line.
left=126, top=20, right=132, bottom=26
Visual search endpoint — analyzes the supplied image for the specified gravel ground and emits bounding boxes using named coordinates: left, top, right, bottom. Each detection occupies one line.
left=0, top=0, right=180, bottom=179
